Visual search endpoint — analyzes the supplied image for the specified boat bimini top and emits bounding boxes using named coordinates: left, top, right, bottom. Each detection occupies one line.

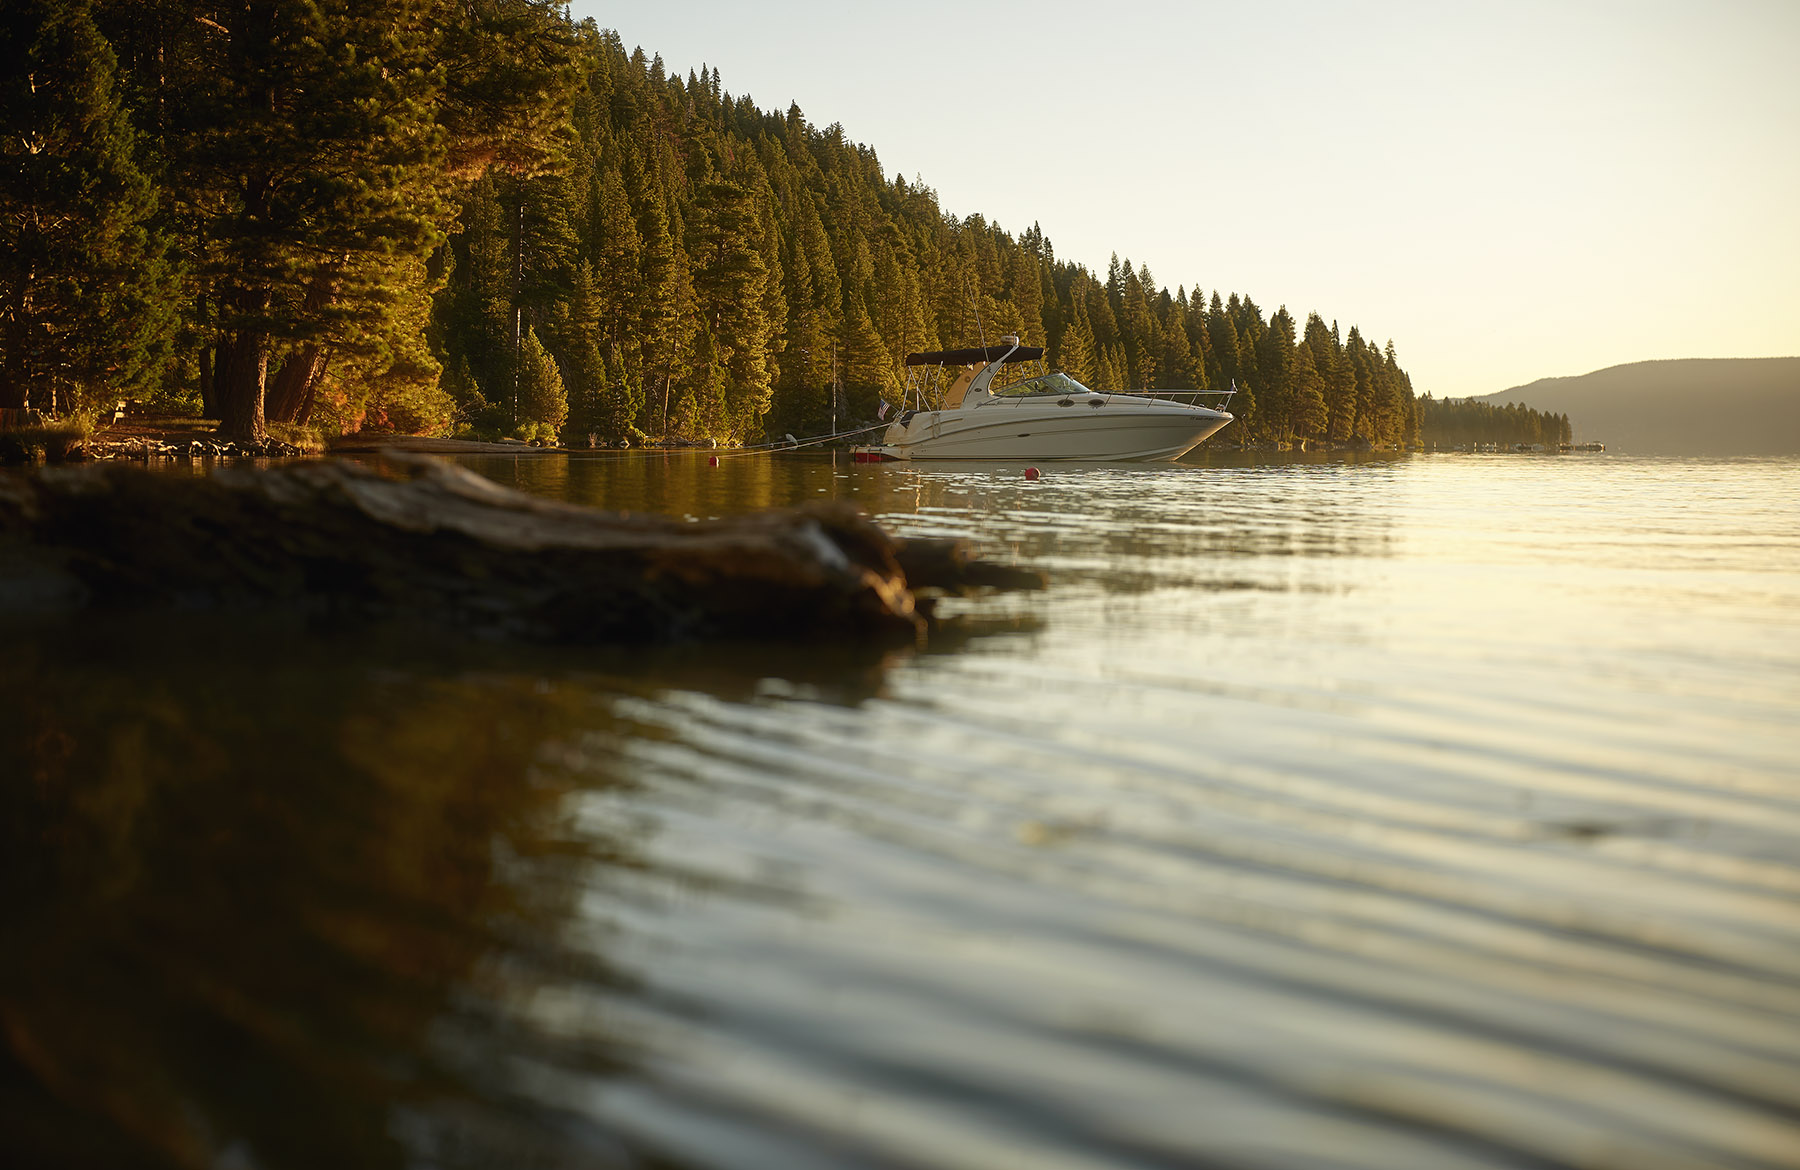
left=902, top=336, right=1045, bottom=409
left=895, top=333, right=1238, bottom=413
left=903, top=342, right=1046, bottom=367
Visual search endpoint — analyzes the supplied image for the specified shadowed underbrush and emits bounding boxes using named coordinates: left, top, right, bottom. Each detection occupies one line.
left=0, top=421, right=92, bottom=465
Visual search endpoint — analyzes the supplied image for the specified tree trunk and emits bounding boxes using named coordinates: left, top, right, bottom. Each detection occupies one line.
left=0, top=370, right=25, bottom=414
left=267, top=268, right=341, bottom=424
left=215, top=327, right=269, bottom=445
left=267, top=343, right=329, bottom=424
left=0, top=311, right=29, bottom=412
left=294, top=358, right=326, bottom=426
left=199, top=344, right=217, bottom=419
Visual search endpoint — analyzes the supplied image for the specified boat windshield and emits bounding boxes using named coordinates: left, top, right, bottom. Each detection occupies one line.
left=992, top=371, right=1093, bottom=398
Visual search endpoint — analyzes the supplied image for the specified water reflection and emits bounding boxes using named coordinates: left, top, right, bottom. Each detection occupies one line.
left=0, top=620, right=754, bottom=1170
left=443, top=452, right=1402, bottom=598
left=0, top=611, right=1060, bottom=1169
left=7, top=455, right=1799, bottom=1170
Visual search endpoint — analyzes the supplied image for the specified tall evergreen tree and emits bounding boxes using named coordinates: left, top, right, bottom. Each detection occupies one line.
left=686, top=177, right=772, bottom=437
left=1118, top=261, right=1158, bottom=388
left=1379, top=340, right=1412, bottom=447
left=1346, top=326, right=1377, bottom=442
left=1256, top=306, right=1298, bottom=443
left=555, top=260, right=611, bottom=441
left=1304, top=313, right=1354, bottom=441
left=515, top=325, right=566, bottom=437
left=1290, top=340, right=1329, bottom=442
left=1058, top=297, right=1098, bottom=386
left=160, top=1, right=451, bottom=441
left=1156, top=295, right=1199, bottom=389
left=1207, top=292, right=1240, bottom=391
left=1004, top=246, right=1044, bottom=346
left=0, top=0, right=175, bottom=414
left=590, top=162, right=640, bottom=361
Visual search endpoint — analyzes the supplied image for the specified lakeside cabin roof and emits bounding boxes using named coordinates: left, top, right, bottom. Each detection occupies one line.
left=905, top=345, right=1045, bottom=367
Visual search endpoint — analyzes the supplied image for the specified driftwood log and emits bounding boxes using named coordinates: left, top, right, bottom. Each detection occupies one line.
left=0, top=455, right=1042, bottom=642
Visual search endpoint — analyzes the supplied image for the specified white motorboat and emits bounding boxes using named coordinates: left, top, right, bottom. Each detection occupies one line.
left=852, top=337, right=1233, bottom=462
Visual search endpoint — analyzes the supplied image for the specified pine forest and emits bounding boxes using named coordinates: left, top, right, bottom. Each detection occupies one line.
left=1417, top=396, right=1572, bottom=450
left=2, top=1, right=1426, bottom=450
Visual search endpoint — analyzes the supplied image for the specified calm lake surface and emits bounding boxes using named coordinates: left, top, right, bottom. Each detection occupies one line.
left=5, top=452, right=1798, bottom=1169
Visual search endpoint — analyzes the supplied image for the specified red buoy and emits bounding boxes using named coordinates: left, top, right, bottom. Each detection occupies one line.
left=708, top=455, right=720, bottom=467
left=1024, top=466, right=1041, bottom=480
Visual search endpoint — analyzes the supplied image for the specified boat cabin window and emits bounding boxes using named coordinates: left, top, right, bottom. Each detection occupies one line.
left=992, top=371, right=1093, bottom=398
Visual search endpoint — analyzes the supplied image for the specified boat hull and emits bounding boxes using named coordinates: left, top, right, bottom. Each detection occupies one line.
left=870, top=399, right=1232, bottom=462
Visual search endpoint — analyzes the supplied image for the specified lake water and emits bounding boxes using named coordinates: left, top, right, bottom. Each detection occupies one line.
left=4, top=452, right=1798, bottom=1169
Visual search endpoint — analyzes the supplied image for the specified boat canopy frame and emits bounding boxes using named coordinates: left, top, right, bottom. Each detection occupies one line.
left=904, top=344, right=1045, bottom=367
left=894, top=335, right=1239, bottom=413
left=900, top=336, right=1045, bottom=411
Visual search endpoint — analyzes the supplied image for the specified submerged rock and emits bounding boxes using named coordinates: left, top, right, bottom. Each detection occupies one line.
left=0, top=455, right=1041, bottom=642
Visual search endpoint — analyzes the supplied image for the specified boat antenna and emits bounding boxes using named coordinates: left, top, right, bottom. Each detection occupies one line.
left=966, top=276, right=988, bottom=349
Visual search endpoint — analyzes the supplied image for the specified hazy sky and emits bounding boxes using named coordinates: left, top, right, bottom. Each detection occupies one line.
left=569, top=0, right=1798, bottom=397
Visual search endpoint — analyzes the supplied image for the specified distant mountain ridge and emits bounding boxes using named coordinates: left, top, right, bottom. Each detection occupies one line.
left=1477, top=357, right=1800, bottom=454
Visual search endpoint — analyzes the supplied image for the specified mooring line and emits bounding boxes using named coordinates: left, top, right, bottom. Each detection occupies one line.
left=550, top=420, right=889, bottom=463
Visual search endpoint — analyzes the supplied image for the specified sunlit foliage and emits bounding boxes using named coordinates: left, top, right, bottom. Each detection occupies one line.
left=6, top=7, right=1421, bottom=447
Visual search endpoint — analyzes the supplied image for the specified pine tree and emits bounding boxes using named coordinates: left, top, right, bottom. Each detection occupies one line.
left=556, top=260, right=610, bottom=442
left=1118, top=261, right=1158, bottom=388
left=1186, top=290, right=1212, bottom=380
left=515, top=326, right=567, bottom=438
left=1290, top=340, right=1328, bottom=442
left=686, top=177, right=772, bottom=436
left=502, top=163, right=580, bottom=326
left=1096, top=343, right=1127, bottom=393
left=1058, top=298, right=1098, bottom=387
left=1233, top=297, right=1264, bottom=413
left=591, top=162, right=641, bottom=361
left=750, top=168, right=788, bottom=391
left=1156, top=295, right=1199, bottom=389
left=1256, top=307, right=1298, bottom=444
left=1303, top=313, right=1355, bottom=442
left=436, top=173, right=514, bottom=428
left=1347, top=326, right=1378, bottom=442
left=839, top=300, right=891, bottom=418
left=1378, top=340, right=1412, bottom=448
left=150, top=1, right=453, bottom=442
left=1087, top=277, right=1121, bottom=360
left=440, top=353, right=488, bottom=426
left=0, top=0, right=175, bottom=414
left=869, top=239, right=926, bottom=389
left=334, top=251, right=457, bottom=434
left=771, top=219, right=828, bottom=433
left=1004, top=246, right=1044, bottom=345
left=434, top=0, right=581, bottom=180
left=1207, top=293, right=1240, bottom=391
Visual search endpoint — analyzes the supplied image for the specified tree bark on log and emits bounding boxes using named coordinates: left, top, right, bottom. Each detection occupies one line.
left=0, top=455, right=1042, bottom=643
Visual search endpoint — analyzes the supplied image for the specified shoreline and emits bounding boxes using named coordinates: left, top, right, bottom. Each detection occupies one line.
left=327, top=434, right=572, bottom=455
